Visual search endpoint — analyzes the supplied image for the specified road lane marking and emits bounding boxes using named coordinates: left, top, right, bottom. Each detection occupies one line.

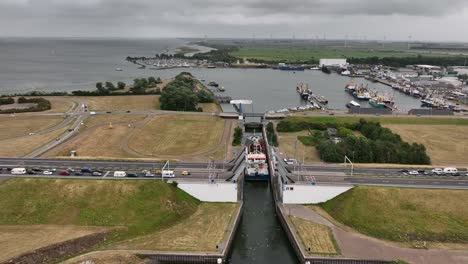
left=103, top=171, right=110, bottom=178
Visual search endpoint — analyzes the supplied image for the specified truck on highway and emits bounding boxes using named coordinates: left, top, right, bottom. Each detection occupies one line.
left=162, top=170, right=175, bottom=178
left=11, top=168, right=27, bottom=175
left=443, top=168, right=458, bottom=175
left=113, top=171, right=126, bottom=178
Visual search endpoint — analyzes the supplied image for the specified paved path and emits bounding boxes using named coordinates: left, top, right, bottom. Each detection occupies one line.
left=284, top=204, right=468, bottom=264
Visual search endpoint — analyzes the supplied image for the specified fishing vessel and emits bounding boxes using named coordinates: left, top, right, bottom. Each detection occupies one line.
left=296, top=83, right=311, bottom=100
left=245, top=136, right=270, bottom=181
left=351, top=84, right=372, bottom=101
left=345, top=83, right=357, bottom=93
left=369, top=97, right=386, bottom=108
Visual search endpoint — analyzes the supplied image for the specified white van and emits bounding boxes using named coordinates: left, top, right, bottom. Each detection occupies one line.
left=11, top=168, right=27, bottom=175
left=443, top=168, right=458, bottom=174
left=161, top=170, right=175, bottom=178
left=113, top=171, right=127, bottom=178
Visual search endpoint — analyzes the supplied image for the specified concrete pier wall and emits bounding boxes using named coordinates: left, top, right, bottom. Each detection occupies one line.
left=177, top=181, right=238, bottom=202
left=282, top=184, right=353, bottom=204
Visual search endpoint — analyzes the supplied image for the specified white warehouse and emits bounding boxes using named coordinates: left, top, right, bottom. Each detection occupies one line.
left=319, top=59, right=348, bottom=68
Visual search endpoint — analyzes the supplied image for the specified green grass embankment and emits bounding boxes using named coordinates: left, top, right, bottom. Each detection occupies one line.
left=321, top=186, right=468, bottom=243
left=0, top=178, right=200, bottom=243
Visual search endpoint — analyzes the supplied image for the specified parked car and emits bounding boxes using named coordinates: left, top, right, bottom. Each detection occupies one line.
left=409, top=170, right=419, bottom=175
left=181, top=171, right=191, bottom=176
left=43, top=171, right=53, bottom=175
left=59, top=170, right=71, bottom=176
left=431, top=168, right=445, bottom=175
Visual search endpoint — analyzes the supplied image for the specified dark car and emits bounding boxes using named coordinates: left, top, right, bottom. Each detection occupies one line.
left=127, top=172, right=138, bottom=178
left=27, top=170, right=36, bottom=175
left=32, top=168, right=43, bottom=172
left=74, top=172, right=83, bottom=176
left=399, top=169, right=409, bottom=173
left=417, top=169, right=426, bottom=174
left=126, top=110, right=131, bottom=113
left=81, top=168, right=93, bottom=173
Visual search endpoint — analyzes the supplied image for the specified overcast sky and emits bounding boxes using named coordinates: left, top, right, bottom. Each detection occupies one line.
left=1, top=0, right=468, bottom=42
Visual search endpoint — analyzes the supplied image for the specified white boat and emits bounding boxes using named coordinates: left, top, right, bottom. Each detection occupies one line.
left=341, top=70, right=351, bottom=76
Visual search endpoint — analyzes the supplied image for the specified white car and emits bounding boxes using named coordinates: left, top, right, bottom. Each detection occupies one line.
left=431, top=168, right=444, bottom=175
left=409, top=170, right=419, bottom=175
left=43, top=171, right=53, bottom=175
left=283, top=158, right=297, bottom=165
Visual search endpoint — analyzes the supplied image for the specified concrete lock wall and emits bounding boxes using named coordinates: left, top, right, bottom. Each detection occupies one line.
left=282, top=185, right=353, bottom=204
left=177, top=182, right=238, bottom=202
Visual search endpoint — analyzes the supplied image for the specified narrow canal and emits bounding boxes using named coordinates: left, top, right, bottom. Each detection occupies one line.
left=227, top=181, right=298, bottom=264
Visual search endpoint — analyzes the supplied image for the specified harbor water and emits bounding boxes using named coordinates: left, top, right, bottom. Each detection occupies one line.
left=228, top=181, right=298, bottom=264
left=0, top=38, right=423, bottom=112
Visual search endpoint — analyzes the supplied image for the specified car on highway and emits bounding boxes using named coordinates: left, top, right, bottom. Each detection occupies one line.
left=43, top=171, right=53, bottom=175
left=27, top=170, right=36, bottom=175
left=127, top=172, right=138, bottom=178
left=432, top=168, right=445, bottom=175
left=181, top=171, right=191, bottom=176
left=399, top=169, right=409, bottom=173
left=283, top=158, right=297, bottom=165
left=59, top=170, right=71, bottom=176
left=67, top=168, right=75, bottom=172
left=92, top=171, right=102, bottom=176
left=81, top=168, right=93, bottom=173
left=74, top=172, right=83, bottom=176
left=408, top=170, right=419, bottom=175
left=143, top=172, right=155, bottom=177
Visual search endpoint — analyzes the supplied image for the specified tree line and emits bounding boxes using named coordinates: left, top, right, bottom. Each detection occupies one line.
left=0, top=97, right=51, bottom=114
left=159, top=72, right=215, bottom=112
left=288, top=119, right=431, bottom=165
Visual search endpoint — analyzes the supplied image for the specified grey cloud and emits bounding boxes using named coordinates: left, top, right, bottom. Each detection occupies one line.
left=0, top=0, right=467, bottom=40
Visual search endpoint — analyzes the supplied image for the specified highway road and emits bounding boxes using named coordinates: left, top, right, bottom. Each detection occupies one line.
left=0, top=158, right=232, bottom=171
left=288, top=164, right=468, bottom=176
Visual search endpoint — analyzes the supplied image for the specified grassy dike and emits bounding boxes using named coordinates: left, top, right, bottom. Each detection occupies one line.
left=0, top=178, right=200, bottom=244
left=320, top=186, right=468, bottom=244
